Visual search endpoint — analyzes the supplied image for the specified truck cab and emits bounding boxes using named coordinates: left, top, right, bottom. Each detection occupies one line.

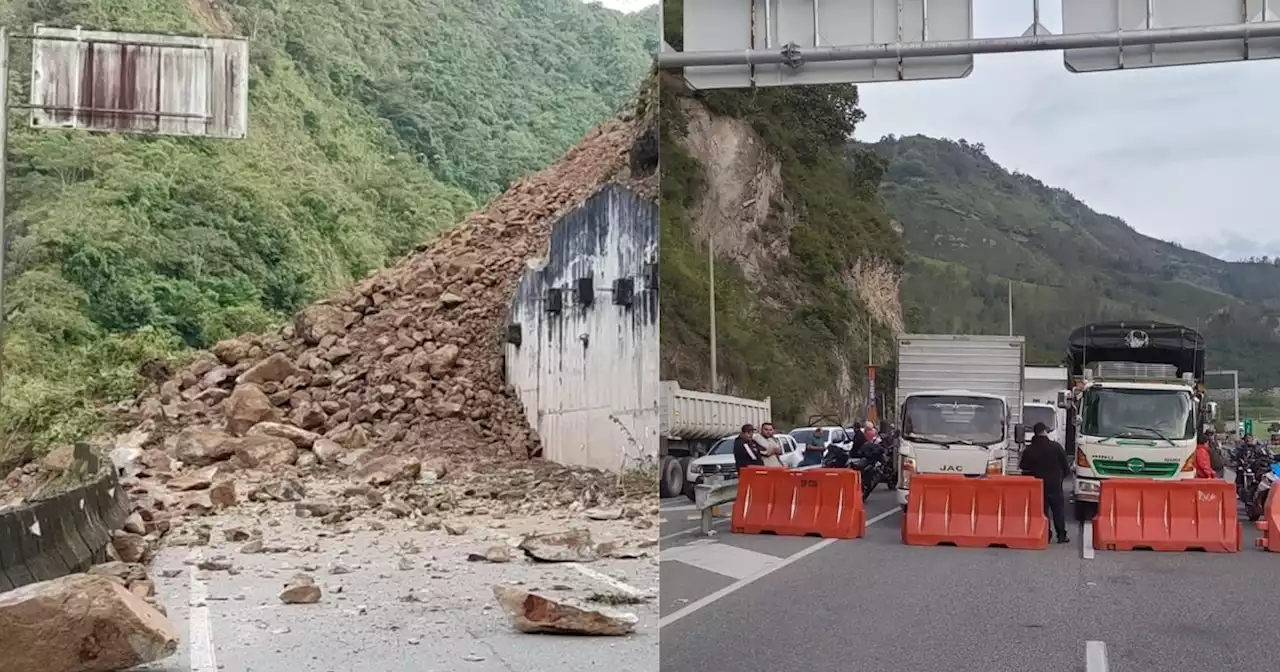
left=1060, top=322, right=1214, bottom=522
left=1022, top=402, right=1064, bottom=447
left=895, top=389, right=1023, bottom=507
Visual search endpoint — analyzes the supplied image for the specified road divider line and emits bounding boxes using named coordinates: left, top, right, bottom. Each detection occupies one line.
left=660, top=515, right=731, bottom=542
left=187, top=550, right=217, bottom=672
left=1082, top=521, right=1095, bottom=560
left=1086, top=640, right=1108, bottom=672
left=567, top=562, right=646, bottom=598
left=658, top=505, right=901, bottom=628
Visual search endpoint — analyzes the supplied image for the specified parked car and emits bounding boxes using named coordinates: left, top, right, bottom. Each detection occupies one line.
left=790, top=425, right=854, bottom=462
left=684, top=434, right=803, bottom=500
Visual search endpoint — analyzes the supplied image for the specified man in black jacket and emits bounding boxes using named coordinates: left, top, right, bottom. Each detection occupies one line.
left=1020, top=422, right=1071, bottom=544
left=733, top=424, right=764, bottom=471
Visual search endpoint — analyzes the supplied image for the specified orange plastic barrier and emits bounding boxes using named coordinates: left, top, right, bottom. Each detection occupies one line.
left=731, top=468, right=866, bottom=539
left=901, top=474, right=1048, bottom=550
left=1254, top=486, right=1280, bottom=552
left=1093, top=479, right=1240, bottom=553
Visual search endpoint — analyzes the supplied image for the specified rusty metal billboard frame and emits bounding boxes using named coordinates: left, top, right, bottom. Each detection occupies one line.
left=0, top=24, right=249, bottom=399
left=26, top=25, right=248, bottom=138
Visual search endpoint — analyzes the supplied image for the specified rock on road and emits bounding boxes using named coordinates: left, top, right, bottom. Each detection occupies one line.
left=132, top=507, right=659, bottom=672
left=659, top=483, right=1276, bottom=672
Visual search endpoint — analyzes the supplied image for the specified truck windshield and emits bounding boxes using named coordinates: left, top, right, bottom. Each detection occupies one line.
left=1081, top=387, right=1195, bottom=441
left=901, top=395, right=1005, bottom=445
left=1023, top=406, right=1056, bottom=431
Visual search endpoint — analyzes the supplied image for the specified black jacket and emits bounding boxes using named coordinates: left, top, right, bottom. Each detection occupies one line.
left=1020, top=435, right=1070, bottom=484
left=733, top=436, right=764, bottom=470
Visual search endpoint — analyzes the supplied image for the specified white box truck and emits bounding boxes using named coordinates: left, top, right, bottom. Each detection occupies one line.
left=894, top=334, right=1027, bottom=507
left=1059, top=322, right=1216, bottom=522
left=659, top=381, right=771, bottom=498
left=1023, top=366, right=1068, bottom=446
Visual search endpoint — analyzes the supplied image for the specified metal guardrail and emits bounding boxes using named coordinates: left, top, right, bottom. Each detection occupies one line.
left=0, top=444, right=130, bottom=593
left=693, top=478, right=737, bottom=536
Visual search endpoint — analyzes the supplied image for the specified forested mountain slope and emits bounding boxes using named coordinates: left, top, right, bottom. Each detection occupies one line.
left=868, top=134, right=1280, bottom=387
left=0, top=0, right=655, bottom=450
left=658, top=1, right=904, bottom=424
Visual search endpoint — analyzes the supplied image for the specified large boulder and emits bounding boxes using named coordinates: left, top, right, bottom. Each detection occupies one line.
left=491, top=586, right=637, bottom=635
left=0, top=573, right=178, bottom=672
left=223, top=384, right=278, bottom=436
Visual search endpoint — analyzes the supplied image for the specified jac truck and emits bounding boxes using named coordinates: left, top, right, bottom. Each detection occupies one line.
left=659, top=381, right=771, bottom=498
left=1058, top=322, right=1217, bottom=522
left=894, top=334, right=1026, bottom=508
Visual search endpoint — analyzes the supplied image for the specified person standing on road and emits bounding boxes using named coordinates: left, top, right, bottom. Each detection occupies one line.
left=733, top=424, right=764, bottom=471
left=1193, top=432, right=1216, bottom=479
left=1205, top=428, right=1225, bottom=478
left=755, top=422, right=784, bottom=467
left=1019, top=422, right=1071, bottom=544
left=801, top=427, right=826, bottom=467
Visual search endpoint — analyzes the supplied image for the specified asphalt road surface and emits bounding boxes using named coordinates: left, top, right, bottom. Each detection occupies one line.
left=132, top=506, right=658, bottom=672
left=660, top=481, right=1275, bottom=672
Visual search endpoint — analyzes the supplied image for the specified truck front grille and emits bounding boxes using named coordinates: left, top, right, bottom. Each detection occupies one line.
left=1092, top=459, right=1181, bottom=478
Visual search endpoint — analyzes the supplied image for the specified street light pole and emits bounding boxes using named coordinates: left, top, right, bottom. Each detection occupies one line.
left=0, top=28, right=10, bottom=403
left=708, top=235, right=717, bottom=394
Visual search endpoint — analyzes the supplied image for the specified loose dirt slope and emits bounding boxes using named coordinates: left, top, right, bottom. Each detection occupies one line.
left=3, top=78, right=659, bottom=525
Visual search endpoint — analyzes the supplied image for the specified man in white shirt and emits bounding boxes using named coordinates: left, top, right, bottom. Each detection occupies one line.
left=754, top=422, right=784, bottom=467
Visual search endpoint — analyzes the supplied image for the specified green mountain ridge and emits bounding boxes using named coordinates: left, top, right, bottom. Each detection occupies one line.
left=869, top=134, right=1280, bottom=388
left=0, top=0, right=654, bottom=451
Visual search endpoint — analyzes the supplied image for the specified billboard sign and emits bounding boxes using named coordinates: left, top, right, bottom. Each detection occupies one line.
left=681, top=0, right=974, bottom=89
left=28, top=25, right=248, bottom=138
left=1062, top=0, right=1280, bottom=72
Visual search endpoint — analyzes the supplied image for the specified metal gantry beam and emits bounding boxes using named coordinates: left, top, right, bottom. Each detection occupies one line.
left=657, top=21, right=1280, bottom=69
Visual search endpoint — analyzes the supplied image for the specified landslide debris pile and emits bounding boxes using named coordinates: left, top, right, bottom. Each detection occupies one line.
left=3, top=88, right=658, bottom=542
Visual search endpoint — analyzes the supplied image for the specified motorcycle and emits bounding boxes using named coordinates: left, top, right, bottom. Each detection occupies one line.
left=1247, top=460, right=1280, bottom=522
left=1235, top=449, right=1277, bottom=522
left=821, top=433, right=897, bottom=501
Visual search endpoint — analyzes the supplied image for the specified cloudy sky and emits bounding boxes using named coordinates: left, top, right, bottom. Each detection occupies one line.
left=852, top=0, right=1280, bottom=261
left=605, top=0, right=1278, bottom=260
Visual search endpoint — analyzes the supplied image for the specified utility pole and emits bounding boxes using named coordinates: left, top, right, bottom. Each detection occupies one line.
left=708, top=235, right=717, bottom=394
left=1007, top=279, right=1013, bottom=336
left=0, top=28, right=10, bottom=401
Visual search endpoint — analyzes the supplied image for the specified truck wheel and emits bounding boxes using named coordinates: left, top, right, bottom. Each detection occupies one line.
left=660, top=457, right=685, bottom=499
left=679, top=457, right=696, bottom=500
left=1074, top=500, right=1098, bottom=524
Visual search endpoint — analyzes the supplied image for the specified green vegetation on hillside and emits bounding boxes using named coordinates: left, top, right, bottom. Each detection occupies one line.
left=870, top=135, right=1280, bottom=387
left=659, top=1, right=902, bottom=425
left=0, top=0, right=654, bottom=451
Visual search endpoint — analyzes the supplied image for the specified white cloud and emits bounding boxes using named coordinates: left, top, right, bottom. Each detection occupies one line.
left=852, top=0, right=1280, bottom=260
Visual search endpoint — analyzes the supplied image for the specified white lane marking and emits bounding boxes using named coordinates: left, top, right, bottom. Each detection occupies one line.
left=567, top=563, right=645, bottom=598
left=662, top=540, right=781, bottom=579
left=659, top=515, right=732, bottom=542
left=188, top=550, right=217, bottom=672
left=659, top=506, right=901, bottom=628
left=1086, top=641, right=1108, bottom=672
left=1082, top=520, right=1095, bottom=560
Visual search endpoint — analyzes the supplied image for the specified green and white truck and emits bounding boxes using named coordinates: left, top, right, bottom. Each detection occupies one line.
left=1059, top=322, right=1217, bottom=522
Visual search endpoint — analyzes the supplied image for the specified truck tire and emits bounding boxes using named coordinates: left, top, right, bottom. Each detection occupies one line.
left=680, top=455, right=701, bottom=496
left=660, top=457, right=684, bottom=499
